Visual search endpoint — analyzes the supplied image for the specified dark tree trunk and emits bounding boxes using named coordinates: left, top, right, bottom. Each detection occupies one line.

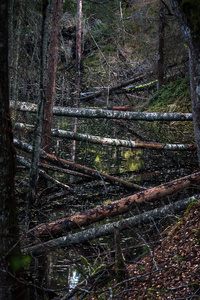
left=157, top=0, right=165, bottom=87
left=41, top=0, right=62, bottom=154
left=70, top=0, right=82, bottom=183
left=0, top=2, right=25, bottom=299
left=170, top=0, right=200, bottom=165
left=29, top=0, right=49, bottom=204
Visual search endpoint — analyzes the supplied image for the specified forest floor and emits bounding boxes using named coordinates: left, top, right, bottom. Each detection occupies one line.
left=88, top=199, right=200, bottom=299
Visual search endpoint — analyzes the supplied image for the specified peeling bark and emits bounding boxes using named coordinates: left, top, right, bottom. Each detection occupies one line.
left=10, top=101, right=193, bottom=121
left=24, top=195, right=199, bottom=256
left=27, top=171, right=200, bottom=239
left=15, top=122, right=196, bottom=151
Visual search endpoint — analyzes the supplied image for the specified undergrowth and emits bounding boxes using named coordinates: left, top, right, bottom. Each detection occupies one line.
left=142, top=76, right=194, bottom=144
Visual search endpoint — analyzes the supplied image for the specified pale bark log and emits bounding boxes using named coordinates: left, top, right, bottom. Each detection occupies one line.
left=28, top=171, right=200, bottom=239
left=14, top=122, right=196, bottom=151
left=10, top=101, right=193, bottom=121
left=24, top=195, right=199, bottom=256
left=79, top=75, right=145, bottom=101
left=14, top=139, right=143, bottom=190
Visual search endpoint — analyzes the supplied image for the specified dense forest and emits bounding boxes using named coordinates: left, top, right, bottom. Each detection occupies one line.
left=1, top=0, right=200, bottom=299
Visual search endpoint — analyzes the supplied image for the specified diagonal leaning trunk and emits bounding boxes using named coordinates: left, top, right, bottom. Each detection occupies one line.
left=28, top=171, right=200, bottom=239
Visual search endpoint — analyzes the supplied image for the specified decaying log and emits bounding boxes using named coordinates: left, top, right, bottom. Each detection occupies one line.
left=24, top=195, right=199, bottom=256
left=38, top=161, right=93, bottom=179
left=78, top=75, right=145, bottom=101
left=14, top=139, right=143, bottom=190
left=28, top=171, right=200, bottom=239
left=108, top=105, right=136, bottom=111
left=14, top=123, right=196, bottom=151
left=10, top=101, right=193, bottom=121
left=17, top=155, right=73, bottom=192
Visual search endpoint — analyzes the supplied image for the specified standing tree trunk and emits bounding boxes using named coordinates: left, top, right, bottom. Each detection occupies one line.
left=41, top=0, right=63, bottom=154
left=170, top=0, right=200, bottom=165
left=70, top=0, right=82, bottom=183
left=0, top=2, right=25, bottom=299
left=157, top=0, right=165, bottom=88
left=29, top=0, right=50, bottom=204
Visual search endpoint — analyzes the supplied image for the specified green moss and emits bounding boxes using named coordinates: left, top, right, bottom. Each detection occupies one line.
left=184, top=197, right=199, bottom=216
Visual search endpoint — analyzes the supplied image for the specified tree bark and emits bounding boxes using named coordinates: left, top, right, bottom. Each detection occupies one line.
left=24, top=195, right=198, bottom=256
left=29, top=0, right=50, bottom=204
left=70, top=0, right=82, bottom=183
left=0, top=2, right=25, bottom=298
left=41, top=0, right=62, bottom=153
left=15, top=122, right=196, bottom=151
left=17, top=155, right=72, bottom=192
left=10, top=100, right=193, bottom=121
left=14, top=139, right=143, bottom=190
left=28, top=171, right=200, bottom=239
left=157, top=0, right=165, bottom=87
left=79, top=74, right=145, bottom=101
left=170, top=0, right=200, bottom=165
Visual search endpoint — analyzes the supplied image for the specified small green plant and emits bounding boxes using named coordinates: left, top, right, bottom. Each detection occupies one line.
left=80, top=256, right=106, bottom=276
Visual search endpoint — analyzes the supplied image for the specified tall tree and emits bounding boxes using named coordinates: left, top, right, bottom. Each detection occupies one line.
left=0, top=1, right=25, bottom=299
left=170, top=0, right=200, bottom=164
left=70, top=0, right=82, bottom=183
left=29, top=0, right=50, bottom=204
left=157, top=0, right=165, bottom=87
left=41, top=0, right=63, bottom=154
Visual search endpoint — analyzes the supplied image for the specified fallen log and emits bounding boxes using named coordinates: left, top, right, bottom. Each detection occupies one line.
left=17, top=156, right=73, bottom=192
left=28, top=171, right=200, bottom=239
left=78, top=74, right=145, bottom=101
left=108, top=105, right=136, bottom=111
left=38, top=161, right=93, bottom=179
left=14, top=123, right=196, bottom=151
left=14, top=139, right=143, bottom=190
left=10, top=101, right=193, bottom=121
left=24, top=195, right=199, bottom=256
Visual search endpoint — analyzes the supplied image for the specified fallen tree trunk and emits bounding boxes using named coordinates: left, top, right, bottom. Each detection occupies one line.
left=17, top=155, right=73, bottom=192
left=28, top=171, right=200, bottom=239
left=24, top=195, right=199, bottom=256
left=10, top=101, right=193, bottom=121
left=38, top=161, right=93, bottom=179
left=108, top=105, right=137, bottom=111
left=14, top=123, right=196, bottom=151
left=14, top=139, right=143, bottom=190
left=79, top=74, right=145, bottom=101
